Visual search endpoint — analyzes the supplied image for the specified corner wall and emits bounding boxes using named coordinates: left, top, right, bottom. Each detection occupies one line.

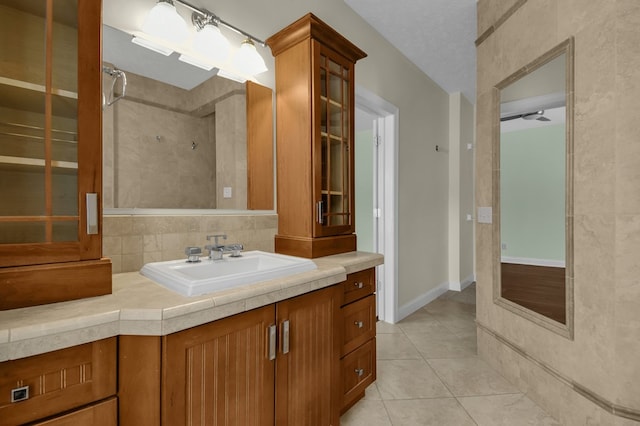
left=475, top=0, right=640, bottom=424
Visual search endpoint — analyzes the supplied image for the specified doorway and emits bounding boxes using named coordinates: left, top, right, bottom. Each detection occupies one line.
left=355, top=87, right=398, bottom=323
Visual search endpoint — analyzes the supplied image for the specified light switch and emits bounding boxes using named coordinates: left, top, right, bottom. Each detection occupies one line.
left=477, top=207, right=492, bottom=224
left=223, top=187, right=232, bottom=198
left=466, top=214, right=472, bottom=221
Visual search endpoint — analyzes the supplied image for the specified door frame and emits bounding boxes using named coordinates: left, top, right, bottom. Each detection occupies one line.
left=355, top=87, right=398, bottom=323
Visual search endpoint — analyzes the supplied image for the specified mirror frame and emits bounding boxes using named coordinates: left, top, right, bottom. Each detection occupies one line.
left=492, top=38, right=575, bottom=339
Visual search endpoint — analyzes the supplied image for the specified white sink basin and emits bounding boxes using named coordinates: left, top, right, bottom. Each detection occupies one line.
left=140, top=250, right=317, bottom=296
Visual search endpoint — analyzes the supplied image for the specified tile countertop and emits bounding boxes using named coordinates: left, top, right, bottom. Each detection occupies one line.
left=0, top=251, right=383, bottom=362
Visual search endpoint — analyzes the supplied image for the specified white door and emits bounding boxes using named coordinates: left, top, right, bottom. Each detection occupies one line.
left=355, top=88, right=397, bottom=323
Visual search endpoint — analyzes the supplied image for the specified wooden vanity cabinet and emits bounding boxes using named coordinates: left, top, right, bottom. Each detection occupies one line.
left=339, top=268, right=376, bottom=412
left=0, top=338, right=117, bottom=426
left=0, top=0, right=111, bottom=310
left=121, top=285, right=341, bottom=426
left=266, top=14, right=367, bottom=258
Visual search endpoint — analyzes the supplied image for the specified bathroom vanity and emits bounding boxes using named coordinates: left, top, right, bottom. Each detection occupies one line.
left=0, top=251, right=381, bottom=425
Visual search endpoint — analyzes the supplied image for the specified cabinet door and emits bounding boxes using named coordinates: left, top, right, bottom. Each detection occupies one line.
left=275, top=285, right=341, bottom=425
left=313, top=42, right=355, bottom=238
left=0, top=0, right=102, bottom=266
left=162, top=306, right=276, bottom=426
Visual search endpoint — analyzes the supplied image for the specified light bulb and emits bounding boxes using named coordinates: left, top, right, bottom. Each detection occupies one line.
left=193, top=23, right=231, bottom=65
left=233, top=39, right=268, bottom=77
left=141, top=1, right=189, bottom=45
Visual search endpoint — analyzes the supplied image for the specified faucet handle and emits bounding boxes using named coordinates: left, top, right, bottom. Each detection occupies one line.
left=184, top=246, right=202, bottom=263
left=206, top=234, right=227, bottom=246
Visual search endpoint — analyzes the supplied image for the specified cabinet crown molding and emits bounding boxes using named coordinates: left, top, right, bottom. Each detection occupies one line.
left=266, top=13, right=367, bottom=62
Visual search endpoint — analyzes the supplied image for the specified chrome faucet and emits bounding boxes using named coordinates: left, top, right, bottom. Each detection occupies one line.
left=205, top=234, right=227, bottom=260
left=204, top=234, right=244, bottom=260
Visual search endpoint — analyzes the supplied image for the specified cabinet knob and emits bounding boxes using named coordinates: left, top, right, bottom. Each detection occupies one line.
left=354, top=321, right=364, bottom=328
left=355, top=368, right=364, bottom=377
left=354, top=282, right=364, bottom=289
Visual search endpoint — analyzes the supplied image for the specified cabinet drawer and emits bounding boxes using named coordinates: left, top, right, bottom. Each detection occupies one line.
left=0, top=338, right=117, bottom=425
left=341, top=294, right=375, bottom=356
left=342, top=268, right=375, bottom=305
left=341, top=338, right=376, bottom=411
left=32, top=397, right=117, bottom=426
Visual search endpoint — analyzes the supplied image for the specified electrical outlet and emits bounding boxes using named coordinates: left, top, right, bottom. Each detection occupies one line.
left=223, top=187, right=232, bottom=198
left=502, top=243, right=507, bottom=250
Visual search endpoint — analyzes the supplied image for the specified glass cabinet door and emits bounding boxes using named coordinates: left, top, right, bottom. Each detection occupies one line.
left=0, top=0, right=101, bottom=267
left=315, top=46, right=354, bottom=236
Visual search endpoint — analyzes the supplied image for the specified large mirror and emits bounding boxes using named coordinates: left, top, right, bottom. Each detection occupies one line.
left=101, top=15, right=274, bottom=212
left=493, top=39, right=574, bottom=338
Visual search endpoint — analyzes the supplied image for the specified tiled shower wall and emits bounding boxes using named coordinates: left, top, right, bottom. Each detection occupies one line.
left=103, top=214, right=277, bottom=273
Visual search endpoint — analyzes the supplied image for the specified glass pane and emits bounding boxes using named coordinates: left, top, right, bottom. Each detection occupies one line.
left=320, top=99, right=327, bottom=134
left=53, top=220, right=77, bottom=242
left=343, top=80, right=349, bottom=137
left=328, top=58, right=341, bottom=74
left=329, top=103, right=341, bottom=137
left=321, top=135, right=328, bottom=190
left=320, top=54, right=326, bottom=68
left=329, top=73, right=341, bottom=102
left=52, top=0, right=79, bottom=227
left=0, top=163, right=46, bottom=216
left=0, top=222, right=46, bottom=244
left=320, top=68, right=327, bottom=98
left=0, top=0, right=47, bottom=229
left=52, top=0, right=78, bottom=93
left=52, top=170, right=78, bottom=215
left=0, top=1, right=46, bottom=85
left=330, top=140, right=343, bottom=193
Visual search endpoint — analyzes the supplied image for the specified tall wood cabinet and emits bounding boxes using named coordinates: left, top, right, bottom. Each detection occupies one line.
left=0, top=0, right=111, bottom=310
left=266, top=14, right=367, bottom=258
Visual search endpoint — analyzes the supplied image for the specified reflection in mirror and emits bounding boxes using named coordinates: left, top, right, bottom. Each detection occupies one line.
left=101, top=25, right=273, bottom=211
left=495, top=39, right=573, bottom=335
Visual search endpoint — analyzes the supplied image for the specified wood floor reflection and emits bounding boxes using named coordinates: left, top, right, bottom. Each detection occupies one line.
left=501, top=263, right=566, bottom=324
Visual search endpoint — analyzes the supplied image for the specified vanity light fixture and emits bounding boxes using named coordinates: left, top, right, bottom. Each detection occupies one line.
left=132, top=0, right=268, bottom=79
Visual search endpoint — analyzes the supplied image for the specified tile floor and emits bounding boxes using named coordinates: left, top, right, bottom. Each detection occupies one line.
left=340, top=284, right=561, bottom=426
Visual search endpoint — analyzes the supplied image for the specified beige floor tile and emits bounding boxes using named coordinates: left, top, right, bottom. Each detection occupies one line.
left=363, top=382, right=382, bottom=400
left=398, top=319, right=456, bottom=340
left=340, top=399, right=392, bottom=426
left=458, top=393, right=562, bottom=425
left=427, top=357, right=519, bottom=397
left=376, top=320, right=403, bottom=334
left=376, top=333, right=421, bottom=360
left=384, top=398, right=476, bottom=426
left=396, top=311, right=446, bottom=334
left=376, top=359, right=452, bottom=399
left=406, top=333, right=477, bottom=359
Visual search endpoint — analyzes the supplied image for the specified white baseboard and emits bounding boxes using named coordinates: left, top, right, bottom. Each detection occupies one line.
left=397, top=281, right=449, bottom=322
left=449, top=274, right=475, bottom=291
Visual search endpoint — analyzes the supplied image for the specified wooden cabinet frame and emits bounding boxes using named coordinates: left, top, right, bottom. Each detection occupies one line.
left=0, top=0, right=111, bottom=310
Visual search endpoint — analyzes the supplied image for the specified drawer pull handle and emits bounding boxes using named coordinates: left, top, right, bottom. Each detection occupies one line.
left=354, top=321, right=364, bottom=328
left=355, top=368, right=364, bottom=377
left=268, top=325, right=277, bottom=361
left=354, top=282, right=364, bottom=289
left=11, top=385, right=29, bottom=403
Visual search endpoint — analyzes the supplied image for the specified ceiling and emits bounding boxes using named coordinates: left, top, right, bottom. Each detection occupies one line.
left=345, top=0, right=478, bottom=103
